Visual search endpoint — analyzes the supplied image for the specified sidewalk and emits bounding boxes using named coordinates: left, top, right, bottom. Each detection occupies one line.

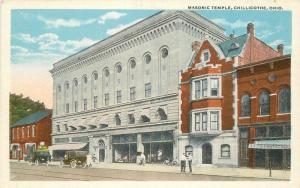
left=10, top=160, right=290, bottom=180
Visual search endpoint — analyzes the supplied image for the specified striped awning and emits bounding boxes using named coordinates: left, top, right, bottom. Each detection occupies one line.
left=249, top=139, right=290, bottom=150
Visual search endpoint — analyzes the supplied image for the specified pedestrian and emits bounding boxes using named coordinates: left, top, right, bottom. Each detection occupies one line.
left=140, top=152, right=146, bottom=165
left=187, top=153, right=193, bottom=173
left=180, top=153, right=186, bottom=173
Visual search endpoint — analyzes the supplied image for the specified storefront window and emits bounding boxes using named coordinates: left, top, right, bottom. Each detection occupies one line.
left=142, top=131, right=173, bottom=163
left=269, top=126, right=283, bottom=138
left=256, top=127, right=266, bottom=138
left=112, top=134, right=137, bottom=163
left=255, top=150, right=266, bottom=168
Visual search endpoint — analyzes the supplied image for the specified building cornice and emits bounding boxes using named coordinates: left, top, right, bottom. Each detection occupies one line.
left=50, top=11, right=227, bottom=77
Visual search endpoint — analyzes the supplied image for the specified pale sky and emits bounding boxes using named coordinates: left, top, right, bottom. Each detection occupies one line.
left=11, top=10, right=292, bottom=108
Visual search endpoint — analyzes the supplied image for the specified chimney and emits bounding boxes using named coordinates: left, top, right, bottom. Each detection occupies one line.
left=247, top=23, right=255, bottom=36
left=192, top=41, right=201, bottom=51
left=277, top=44, right=284, bottom=56
left=229, top=34, right=235, bottom=39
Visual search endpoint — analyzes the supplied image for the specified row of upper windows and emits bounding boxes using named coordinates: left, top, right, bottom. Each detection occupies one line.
left=63, top=83, right=152, bottom=113
left=57, top=48, right=169, bottom=92
left=191, top=76, right=221, bottom=100
left=12, top=126, right=35, bottom=139
left=240, top=87, right=290, bottom=117
left=57, top=107, right=168, bottom=132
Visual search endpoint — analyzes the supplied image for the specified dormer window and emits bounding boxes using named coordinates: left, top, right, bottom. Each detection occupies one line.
left=201, top=50, right=210, bottom=63
left=230, top=42, right=239, bottom=50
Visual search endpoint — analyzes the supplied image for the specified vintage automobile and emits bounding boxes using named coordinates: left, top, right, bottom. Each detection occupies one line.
left=60, top=150, right=88, bottom=168
left=29, top=150, right=51, bottom=166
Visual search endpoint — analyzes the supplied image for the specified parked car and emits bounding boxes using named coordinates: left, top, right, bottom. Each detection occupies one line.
left=60, top=150, right=88, bottom=168
left=29, top=150, right=51, bottom=166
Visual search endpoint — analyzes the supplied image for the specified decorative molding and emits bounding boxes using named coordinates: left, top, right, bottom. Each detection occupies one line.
left=50, top=11, right=227, bottom=77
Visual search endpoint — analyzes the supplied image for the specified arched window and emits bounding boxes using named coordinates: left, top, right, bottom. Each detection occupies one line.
left=83, top=75, right=88, bottom=84
left=93, top=72, right=98, bottom=80
left=130, top=59, right=136, bottom=68
left=259, top=90, right=270, bottom=115
left=241, top=94, right=251, bottom=117
left=278, top=87, right=290, bottom=113
left=144, top=54, right=151, bottom=64
left=65, top=82, right=69, bottom=90
left=221, top=144, right=230, bottom=158
left=73, top=79, right=78, bottom=87
left=157, top=107, right=167, bottom=120
left=161, top=48, right=168, bottom=58
left=104, top=68, right=110, bottom=77
left=57, top=85, right=61, bottom=92
left=116, top=64, right=122, bottom=73
left=115, top=113, right=121, bottom=126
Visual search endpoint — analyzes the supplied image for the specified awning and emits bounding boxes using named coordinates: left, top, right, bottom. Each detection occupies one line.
left=249, top=139, right=290, bottom=150
left=49, top=143, right=88, bottom=151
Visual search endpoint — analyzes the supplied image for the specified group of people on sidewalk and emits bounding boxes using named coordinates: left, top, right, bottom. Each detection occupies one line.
left=180, top=152, right=193, bottom=173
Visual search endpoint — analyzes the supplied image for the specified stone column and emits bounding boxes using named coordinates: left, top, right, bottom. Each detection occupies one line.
left=105, top=135, right=112, bottom=163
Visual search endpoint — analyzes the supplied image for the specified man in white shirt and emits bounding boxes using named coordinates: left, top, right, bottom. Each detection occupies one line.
left=187, top=153, right=193, bottom=173
left=180, top=153, right=186, bottom=173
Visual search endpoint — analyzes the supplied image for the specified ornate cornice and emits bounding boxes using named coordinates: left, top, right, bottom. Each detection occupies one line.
left=50, top=11, right=227, bottom=77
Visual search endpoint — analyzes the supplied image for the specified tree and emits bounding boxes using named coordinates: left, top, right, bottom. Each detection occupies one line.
left=10, top=93, right=46, bottom=125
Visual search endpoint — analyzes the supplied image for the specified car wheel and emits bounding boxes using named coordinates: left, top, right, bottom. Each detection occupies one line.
left=70, top=160, right=77, bottom=168
left=35, top=160, right=39, bottom=166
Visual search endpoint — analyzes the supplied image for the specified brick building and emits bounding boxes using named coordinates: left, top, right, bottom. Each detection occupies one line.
left=178, top=23, right=287, bottom=167
left=237, top=54, right=291, bottom=169
left=10, top=110, right=52, bottom=160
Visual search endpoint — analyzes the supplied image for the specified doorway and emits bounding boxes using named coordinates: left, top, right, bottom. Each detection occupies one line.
left=202, top=143, right=212, bottom=164
left=98, top=139, right=105, bottom=162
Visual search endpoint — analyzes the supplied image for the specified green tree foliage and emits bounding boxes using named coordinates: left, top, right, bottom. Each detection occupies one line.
left=10, top=93, right=46, bottom=125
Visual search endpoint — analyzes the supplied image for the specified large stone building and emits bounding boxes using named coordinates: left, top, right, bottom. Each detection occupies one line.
left=49, top=11, right=227, bottom=163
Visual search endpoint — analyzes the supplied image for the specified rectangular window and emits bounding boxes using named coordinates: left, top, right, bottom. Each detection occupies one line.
left=195, top=113, right=201, bottom=131
left=57, top=125, right=60, bottom=132
left=255, top=127, right=266, bottom=138
left=22, top=127, right=25, bottom=138
left=201, top=112, right=208, bottom=131
left=130, top=87, right=136, bottom=101
left=203, top=51, right=210, bottom=62
left=145, top=83, right=151, bottom=98
left=195, top=80, right=201, bottom=99
left=66, top=103, right=69, bottom=113
left=117, top=90, right=122, bottom=104
left=269, top=126, right=283, bottom=138
left=74, top=101, right=78, bottom=112
left=93, top=96, right=98, bottom=108
left=210, top=111, right=219, bottom=130
left=27, top=126, right=30, bottom=138
left=104, top=93, right=109, bottom=106
left=32, top=125, right=35, bottom=137
left=83, top=99, right=87, bottom=110
left=201, top=79, right=207, bottom=97
left=211, top=78, right=219, bottom=96
left=128, top=113, right=135, bottom=124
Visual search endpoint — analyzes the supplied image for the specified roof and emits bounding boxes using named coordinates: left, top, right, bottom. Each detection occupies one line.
left=218, top=34, right=248, bottom=58
left=237, top=54, right=291, bottom=70
left=11, top=110, right=52, bottom=128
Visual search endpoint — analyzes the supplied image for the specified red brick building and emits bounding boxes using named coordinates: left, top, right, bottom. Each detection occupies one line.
left=10, top=110, right=52, bottom=160
left=237, top=54, right=291, bottom=169
left=178, top=23, right=287, bottom=167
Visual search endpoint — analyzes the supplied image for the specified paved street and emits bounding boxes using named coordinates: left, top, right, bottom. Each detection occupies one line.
left=10, top=162, right=279, bottom=181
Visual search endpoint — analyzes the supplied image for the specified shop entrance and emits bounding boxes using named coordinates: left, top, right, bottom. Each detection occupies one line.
left=202, top=143, right=212, bottom=164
